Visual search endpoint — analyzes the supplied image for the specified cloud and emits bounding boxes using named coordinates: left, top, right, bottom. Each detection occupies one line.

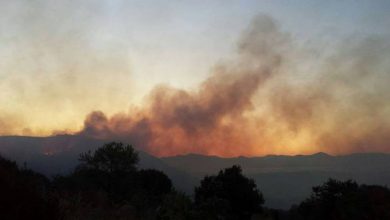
left=0, top=0, right=133, bottom=134
left=79, top=15, right=390, bottom=157
left=263, top=35, right=390, bottom=154
left=78, top=15, right=289, bottom=156
left=2, top=3, right=389, bottom=157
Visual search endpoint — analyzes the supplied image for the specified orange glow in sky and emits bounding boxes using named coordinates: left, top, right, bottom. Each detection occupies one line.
left=1, top=1, right=390, bottom=157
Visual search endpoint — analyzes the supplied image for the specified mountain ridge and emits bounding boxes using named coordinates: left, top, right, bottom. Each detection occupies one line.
left=1, top=135, right=390, bottom=209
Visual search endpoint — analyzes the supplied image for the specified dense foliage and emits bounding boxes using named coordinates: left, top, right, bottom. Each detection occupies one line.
left=54, top=142, right=172, bottom=219
left=1, top=142, right=390, bottom=220
left=194, top=165, right=264, bottom=219
left=289, top=179, right=390, bottom=220
left=0, top=155, right=58, bottom=220
left=79, top=142, right=139, bottom=173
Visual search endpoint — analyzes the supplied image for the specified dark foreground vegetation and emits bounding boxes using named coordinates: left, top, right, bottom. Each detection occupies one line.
left=1, top=142, right=390, bottom=220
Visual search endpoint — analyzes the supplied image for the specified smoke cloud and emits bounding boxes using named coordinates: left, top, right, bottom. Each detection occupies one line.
left=78, top=15, right=287, bottom=156
left=2, top=1, right=389, bottom=157
left=78, top=15, right=390, bottom=157
left=0, top=0, right=134, bottom=134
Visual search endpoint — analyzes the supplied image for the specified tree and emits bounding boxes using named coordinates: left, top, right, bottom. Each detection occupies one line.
left=79, top=142, right=139, bottom=173
left=54, top=142, right=175, bottom=219
left=293, top=178, right=390, bottom=220
left=157, top=191, right=194, bottom=220
left=67, top=142, right=140, bottom=202
left=194, top=165, right=264, bottom=220
left=131, top=169, right=174, bottom=217
left=136, top=169, right=173, bottom=196
left=0, top=155, right=59, bottom=220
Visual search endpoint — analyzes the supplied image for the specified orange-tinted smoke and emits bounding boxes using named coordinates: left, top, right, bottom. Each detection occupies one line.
left=79, top=15, right=390, bottom=157
left=79, top=15, right=287, bottom=157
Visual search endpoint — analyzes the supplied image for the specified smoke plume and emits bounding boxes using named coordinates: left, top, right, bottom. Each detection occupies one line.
left=78, top=15, right=390, bottom=157
left=78, top=15, right=287, bottom=156
left=0, top=0, right=134, bottom=134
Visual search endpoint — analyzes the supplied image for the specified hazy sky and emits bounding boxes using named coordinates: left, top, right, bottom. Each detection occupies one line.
left=1, top=0, right=390, bottom=156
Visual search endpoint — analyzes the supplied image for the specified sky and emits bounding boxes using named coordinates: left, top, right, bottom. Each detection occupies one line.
left=1, top=0, right=390, bottom=156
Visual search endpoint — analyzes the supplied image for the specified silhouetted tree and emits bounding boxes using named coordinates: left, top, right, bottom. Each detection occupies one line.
left=194, top=165, right=264, bottom=220
left=131, top=169, right=173, bottom=218
left=157, top=191, right=194, bottom=220
left=53, top=142, right=175, bottom=219
left=136, top=169, right=172, bottom=196
left=79, top=142, right=139, bottom=173
left=0, top=155, right=59, bottom=220
left=292, top=178, right=390, bottom=220
left=63, top=142, right=141, bottom=202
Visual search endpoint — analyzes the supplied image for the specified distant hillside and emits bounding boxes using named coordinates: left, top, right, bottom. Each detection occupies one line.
left=0, top=135, right=196, bottom=194
left=162, top=152, right=390, bottom=174
left=162, top=152, right=390, bottom=208
left=1, top=135, right=390, bottom=209
left=0, top=135, right=102, bottom=175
